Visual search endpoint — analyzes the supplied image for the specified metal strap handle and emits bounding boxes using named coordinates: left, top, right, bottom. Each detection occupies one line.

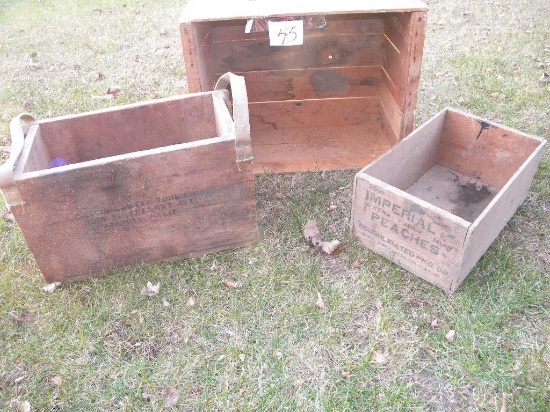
left=0, top=113, right=35, bottom=189
left=214, top=73, right=252, bottom=162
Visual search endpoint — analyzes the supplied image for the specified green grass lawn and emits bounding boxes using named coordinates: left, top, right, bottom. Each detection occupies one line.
left=1, top=0, right=549, bottom=410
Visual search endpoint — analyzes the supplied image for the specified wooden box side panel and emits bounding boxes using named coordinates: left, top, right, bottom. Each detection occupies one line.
left=437, top=109, right=544, bottom=189
left=18, top=125, right=52, bottom=173
left=352, top=174, right=470, bottom=292
left=37, top=94, right=217, bottom=165
left=361, top=108, right=446, bottom=189
left=180, top=22, right=214, bottom=92
left=383, top=11, right=427, bottom=137
left=12, top=139, right=257, bottom=282
left=455, top=141, right=547, bottom=290
left=240, top=66, right=382, bottom=103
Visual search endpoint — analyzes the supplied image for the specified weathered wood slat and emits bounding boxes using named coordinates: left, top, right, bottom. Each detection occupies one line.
left=181, top=0, right=428, bottom=23
left=236, top=66, right=382, bottom=102
left=249, top=97, right=380, bottom=130
left=251, top=123, right=392, bottom=173
left=212, top=34, right=384, bottom=74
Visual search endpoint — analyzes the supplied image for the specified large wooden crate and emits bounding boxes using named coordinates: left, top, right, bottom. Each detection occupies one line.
left=180, top=0, right=427, bottom=173
left=351, top=108, right=546, bottom=293
left=0, top=74, right=258, bottom=283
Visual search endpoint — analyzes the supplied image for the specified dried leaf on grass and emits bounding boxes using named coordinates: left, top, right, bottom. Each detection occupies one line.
left=371, top=352, right=388, bottom=364
left=539, top=72, right=550, bottom=83
left=2, top=209, right=15, bottom=224
left=51, top=375, right=63, bottom=387
left=303, top=220, right=322, bottom=247
left=164, top=387, right=179, bottom=409
left=222, top=278, right=242, bottom=288
left=303, top=220, right=344, bottom=255
left=315, top=291, right=325, bottom=308
left=186, top=296, right=195, bottom=307
left=141, top=281, right=160, bottom=297
left=9, top=312, right=33, bottom=325
left=19, top=401, right=31, bottom=412
left=445, top=329, right=456, bottom=342
left=43, top=282, right=62, bottom=293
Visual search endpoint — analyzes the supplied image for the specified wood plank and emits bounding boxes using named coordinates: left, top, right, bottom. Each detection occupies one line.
left=456, top=138, right=546, bottom=292
left=211, top=33, right=384, bottom=74
left=181, top=0, right=428, bottom=23
left=437, top=109, right=544, bottom=189
left=379, top=75, right=402, bottom=142
left=208, top=15, right=387, bottom=42
left=13, top=139, right=257, bottom=282
left=38, top=94, right=218, bottom=164
left=15, top=125, right=51, bottom=174
left=234, top=66, right=382, bottom=102
left=249, top=97, right=381, bottom=131
left=361, top=108, right=446, bottom=190
left=252, top=124, right=392, bottom=173
left=180, top=22, right=214, bottom=92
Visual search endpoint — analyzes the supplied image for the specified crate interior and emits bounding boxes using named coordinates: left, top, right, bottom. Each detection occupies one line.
left=21, top=93, right=219, bottom=173
left=185, top=11, right=425, bottom=172
left=365, top=109, right=542, bottom=222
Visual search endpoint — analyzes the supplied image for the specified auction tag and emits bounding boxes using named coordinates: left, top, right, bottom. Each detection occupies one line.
left=268, top=20, right=304, bottom=46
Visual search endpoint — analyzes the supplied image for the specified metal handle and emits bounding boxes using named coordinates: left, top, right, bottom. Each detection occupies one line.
left=214, top=73, right=252, bottom=162
left=0, top=113, right=35, bottom=189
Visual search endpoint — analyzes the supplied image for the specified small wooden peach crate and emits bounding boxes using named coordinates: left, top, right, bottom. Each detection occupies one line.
left=180, top=0, right=428, bottom=173
left=0, top=74, right=258, bottom=283
left=351, top=108, right=546, bottom=293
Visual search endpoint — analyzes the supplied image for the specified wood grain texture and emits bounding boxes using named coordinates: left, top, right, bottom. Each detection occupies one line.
left=437, top=109, right=544, bottom=189
left=212, top=34, right=384, bottom=74
left=10, top=94, right=257, bottom=282
left=252, top=123, right=392, bottom=173
left=181, top=0, right=427, bottom=23
left=234, top=66, right=382, bottom=102
left=38, top=94, right=217, bottom=164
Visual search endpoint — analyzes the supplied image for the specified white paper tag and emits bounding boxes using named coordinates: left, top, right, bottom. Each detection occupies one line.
left=245, top=19, right=254, bottom=34
left=268, top=20, right=304, bottom=46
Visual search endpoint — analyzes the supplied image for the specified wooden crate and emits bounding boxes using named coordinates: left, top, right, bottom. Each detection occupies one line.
left=180, top=0, right=427, bottom=173
left=351, top=108, right=546, bottom=293
left=0, top=74, right=258, bottom=283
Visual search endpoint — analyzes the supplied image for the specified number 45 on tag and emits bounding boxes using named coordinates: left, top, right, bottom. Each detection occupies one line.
left=268, top=20, right=304, bottom=46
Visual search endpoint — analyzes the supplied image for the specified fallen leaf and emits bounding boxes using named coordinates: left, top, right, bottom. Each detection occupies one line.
left=328, top=204, right=338, bottom=211
left=96, top=72, right=105, bottom=81
left=238, top=353, right=246, bottom=362
left=490, top=91, right=506, bottom=100
left=303, top=220, right=322, bottom=247
left=222, top=278, right=242, bottom=288
left=51, top=375, right=63, bottom=387
left=352, top=260, right=362, bottom=268
left=14, top=376, right=27, bottom=384
left=20, top=401, right=31, bottom=412
left=186, top=296, right=195, bottom=307
left=162, top=299, right=170, bottom=307
left=340, top=370, right=351, bottom=378
left=43, top=282, right=62, bottom=293
left=371, top=352, right=388, bottom=364
left=164, top=387, right=179, bottom=409
left=273, top=350, right=283, bottom=360
left=315, top=291, right=325, bottom=308
left=320, top=239, right=342, bottom=255
left=142, top=392, right=152, bottom=402
left=106, top=85, right=122, bottom=95
left=539, top=72, right=550, bottom=83
left=430, top=319, right=439, bottom=329
left=445, top=329, right=456, bottom=343
left=2, top=209, right=15, bottom=224
left=9, top=312, right=33, bottom=325
left=141, top=281, right=160, bottom=297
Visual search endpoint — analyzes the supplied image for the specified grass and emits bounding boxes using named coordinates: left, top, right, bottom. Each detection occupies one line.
left=1, top=0, right=549, bottom=410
